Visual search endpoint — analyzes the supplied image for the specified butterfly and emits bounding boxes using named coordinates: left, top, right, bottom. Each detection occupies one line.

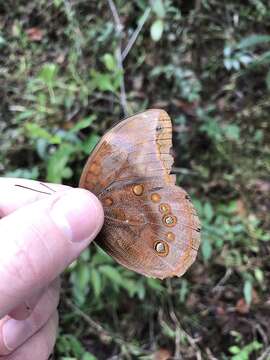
left=79, top=109, right=200, bottom=279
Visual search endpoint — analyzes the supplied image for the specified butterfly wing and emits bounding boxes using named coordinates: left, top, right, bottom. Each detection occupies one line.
left=79, top=109, right=200, bottom=279
left=79, top=109, right=175, bottom=195
left=96, top=177, right=200, bottom=279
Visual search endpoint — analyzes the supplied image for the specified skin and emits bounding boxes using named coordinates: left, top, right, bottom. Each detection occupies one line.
left=0, top=178, right=104, bottom=359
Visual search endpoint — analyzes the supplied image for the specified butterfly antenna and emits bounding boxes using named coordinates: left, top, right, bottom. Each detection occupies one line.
left=14, top=184, right=52, bottom=195
left=39, top=182, right=57, bottom=193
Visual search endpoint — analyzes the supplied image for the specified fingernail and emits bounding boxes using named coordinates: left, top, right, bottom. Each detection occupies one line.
left=50, top=189, right=104, bottom=243
left=3, top=318, right=31, bottom=351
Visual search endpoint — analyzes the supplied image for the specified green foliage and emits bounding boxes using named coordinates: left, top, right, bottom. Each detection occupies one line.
left=150, top=0, right=166, bottom=41
left=56, top=333, right=97, bottom=359
left=151, top=64, right=201, bottom=102
left=229, top=341, right=262, bottom=360
left=69, top=247, right=163, bottom=306
left=150, top=19, right=164, bottom=42
left=89, top=54, right=122, bottom=93
left=24, top=116, right=100, bottom=183
left=237, top=34, right=270, bottom=49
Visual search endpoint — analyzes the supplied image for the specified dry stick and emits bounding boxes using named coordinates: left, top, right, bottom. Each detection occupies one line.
left=258, top=346, right=270, bottom=360
left=212, top=267, right=232, bottom=293
left=165, top=280, right=202, bottom=359
left=65, top=299, right=112, bottom=340
left=121, top=7, right=151, bottom=61
left=107, top=0, right=128, bottom=116
left=65, top=299, right=133, bottom=353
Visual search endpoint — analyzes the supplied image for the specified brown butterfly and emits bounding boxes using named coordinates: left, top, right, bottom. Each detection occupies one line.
left=79, top=109, right=200, bottom=279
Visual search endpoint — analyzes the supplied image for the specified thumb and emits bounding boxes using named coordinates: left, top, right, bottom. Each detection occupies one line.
left=0, top=188, right=104, bottom=318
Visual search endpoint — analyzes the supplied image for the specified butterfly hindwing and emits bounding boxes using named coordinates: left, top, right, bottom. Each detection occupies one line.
left=96, top=177, right=200, bottom=279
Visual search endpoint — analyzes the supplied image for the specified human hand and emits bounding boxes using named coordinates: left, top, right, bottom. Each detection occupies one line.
left=0, top=178, right=104, bottom=359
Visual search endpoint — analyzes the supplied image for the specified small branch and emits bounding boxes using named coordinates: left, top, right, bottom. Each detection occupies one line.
left=258, top=346, right=270, bottom=360
left=160, top=286, right=202, bottom=359
left=107, top=0, right=128, bottom=116
left=116, top=47, right=129, bottom=116
left=121, top=7, right=151, bottom=61
left=107, top=0, right=123, bottom=33
left=66, top=299, right=121, bottom=345
left=212, top=268, right=233, bottom=293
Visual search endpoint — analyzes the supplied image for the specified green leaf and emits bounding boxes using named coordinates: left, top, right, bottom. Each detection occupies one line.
left=179, top=279, right=189, bottom=303
left=81, top=133, right=100, bottom=154
left=102, top=53, right=117, bottom=72
left=90, top=70, right=115, bottom=92
left=151, top=0, right=165, bottom=18
left=237, top=34, right=270, bottom=49
left=58, top=334, right=84, bottom=356
left=161, top=321, right=175, bottom=338
left=254, top=268, right=264, bottom=284
left=230, top=341, right=262, bottom=360
left=99, top=265, right=123, bottom=286
left=229, top=345, right=240, bottom=355
left=25, top=123, right=61, bottom=144
left=0, top=34, right=6, bottom=48
left=146, top=278, right=164, bottom=292
left=4, top=167, right=39, bottom=180
left=70, top=116, right=96, bottom=133
left=53, top=0, right=63, bottom=7
left=204, top=202, right=214, bottom=221
left=91, top=248, right=113, bottom=265
left=38, top=63, right=59, bottom=86
left=82, top=353, right=98, bottom=360
left=76, top=263, right=91, bottom=290
left=150, top=19, right=164, bottom=42
left=91, top=268, right=102, bottom=297
left=121, top=279, right=139, bottom=297
left=202, top=237, right=212, bottom=262
left=223, top=124, right=240, bottom=141
left=243, top=280, right=253, bottom=305
left=46, top=143, right=74, bottom=183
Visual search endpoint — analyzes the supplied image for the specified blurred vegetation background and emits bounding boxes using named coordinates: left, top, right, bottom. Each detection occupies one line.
left=1, top=0, right=270, bottom=359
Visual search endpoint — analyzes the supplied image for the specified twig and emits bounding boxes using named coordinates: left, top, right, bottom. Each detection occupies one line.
left=257, top=346, right=270, bottom=360
left=162, top=281, right=202, bottom=359
left=65, top=298, right=111, bottom=341
left=65, top=298, right=136, bottom=356
left=107, top=0, right=123, bottom=32
left=212, top=268, right=233, bottom=293
left=107, top=0, right=128, bottom=116
left=121, top=7, right=151, bottom=61
left=172, top=167, right=197, bottom=175
left=205, top=348, right=219, bottom=360
left=116, top=47, right=129, bottom=116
